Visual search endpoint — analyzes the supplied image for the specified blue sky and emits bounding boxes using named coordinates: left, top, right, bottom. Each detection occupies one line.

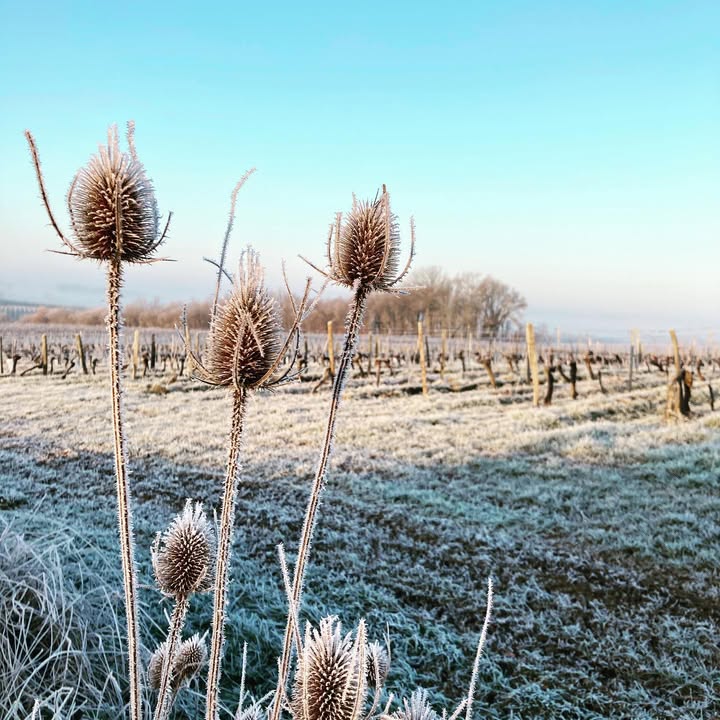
left=1, top=1, right=718, bottom=337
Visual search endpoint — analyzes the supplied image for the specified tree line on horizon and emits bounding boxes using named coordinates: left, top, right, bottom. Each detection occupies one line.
left=14, top=267, right=526, bottom=338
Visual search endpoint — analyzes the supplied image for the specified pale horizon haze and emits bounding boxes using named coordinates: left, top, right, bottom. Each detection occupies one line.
left=1, top=1, right=718, bottom=340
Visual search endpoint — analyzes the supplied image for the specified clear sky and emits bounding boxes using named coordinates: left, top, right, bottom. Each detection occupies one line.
left=1, top=1, right=718, bottom=338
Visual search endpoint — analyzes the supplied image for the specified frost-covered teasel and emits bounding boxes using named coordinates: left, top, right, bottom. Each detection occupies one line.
left=151, top=502, right=215, bottom=720
left=174, top=633, right=208, bottom=688
left=195, top=178, right=314, bottom=720
left=148, top=633, right=207, bottom=693
left=206, top=251, right=282, bottom=388
left=24, top=121, right=172, bottom=720
left=25, top=122, right=170, bottom=263
left=291, top=617, right=368, bottom=720
left=382, top=690, right=438, bottom=720
left=303, top=185, right=414, bottom=293
left=365, top=640, right=390, bottom=687
left=152, top=500, right=216, bottom=598
left=272, top=187, right=414, bottom=720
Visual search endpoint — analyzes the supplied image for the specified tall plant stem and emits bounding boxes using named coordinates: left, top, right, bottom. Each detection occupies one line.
left=270, top=284, right=369, bottom=720
left=206, top=388, right=248, bottom=720
left=153, top=595, right=189, bottom=720
left=107, top=260, right=142, bottom=720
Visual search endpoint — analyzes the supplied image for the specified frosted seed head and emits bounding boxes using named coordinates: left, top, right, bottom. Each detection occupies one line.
left=236, top=702, right=266, bottom=720
left=147, top=634, right=207, bottom=693
left=173, top=633, right=207, bottom=688
left=69, top=125, right=161, bottom=262
left=206, top=249, right=282, bottom=388
left=152, top=500, right=216, bottom=597
left=365, top=641, right=389, bottom=686
left=331, top=188, right=400, bottom=291
left=147, top=641, right=168, bottom=691
left=291, top=617, right=368, bottom=720
left=384, top=690, right=438, bottom=720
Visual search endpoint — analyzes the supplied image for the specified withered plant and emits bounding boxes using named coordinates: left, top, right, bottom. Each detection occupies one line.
left=183, top=179, right=313, bottom=720
left=25, top=122, right=170, bottom=720
left=150, top=500, right=216, bottom=720
left=271, top=186, right=415, bottom=719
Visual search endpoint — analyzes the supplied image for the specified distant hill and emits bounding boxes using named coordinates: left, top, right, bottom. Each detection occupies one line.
left=0, top=299, right=70, bottom=322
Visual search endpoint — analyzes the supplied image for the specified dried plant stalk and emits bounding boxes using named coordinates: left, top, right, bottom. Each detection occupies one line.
left=25, top=123, right=169, bottom=720
left=107, top=260, right=142, bottom=719
left=153, top=595, right=189, bottom=720
left=272, top=187, right=414, bottom=720
left=206, top=388, right=247, bottom=719
left=271, top=286, right=368, bottom=720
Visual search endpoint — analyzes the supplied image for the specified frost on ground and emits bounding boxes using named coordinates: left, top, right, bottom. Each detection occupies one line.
left=0, top=367, right=718, bottom=719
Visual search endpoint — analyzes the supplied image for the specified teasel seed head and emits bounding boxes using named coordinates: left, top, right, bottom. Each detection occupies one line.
left=147, top=641, right=168, bottom=691
left=383, top=690, right=438, bottom=720
left=173, top=633, right=208, bottom=688
left=206, top=249, right=282, bottom=388
left=25, top=123, right=170, bottom=265
left=302, top=186, right=414, bottom=295
left=68, top=125, right=160, bottom=262
left=236, top=702, right=266, bottom=720
left=152, top=500, right=216, bottom=598
left=333, top=188, right=400, bottom=290
left=148, top=634, right=207, bottom=692
left=291, top=616, right=368, bottom=720
left=365, top=641, right=390, bottom=687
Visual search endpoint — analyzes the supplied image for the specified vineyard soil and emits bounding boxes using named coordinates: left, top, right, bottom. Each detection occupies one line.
left=1, top=367, right=718, bottom=719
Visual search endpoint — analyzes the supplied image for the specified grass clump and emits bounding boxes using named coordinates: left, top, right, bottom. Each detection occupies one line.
left=0, top=520, right=126, bottom=718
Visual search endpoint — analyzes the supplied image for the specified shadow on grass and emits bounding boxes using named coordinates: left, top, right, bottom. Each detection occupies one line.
left=1, top=438, right=718, bottom=720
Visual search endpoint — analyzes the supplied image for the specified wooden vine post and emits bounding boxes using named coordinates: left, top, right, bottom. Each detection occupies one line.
left=327, top=320, right=335, bottom=377
left=629, top=329, right=640, bottom=391
left=526, top=323, right=540, bottom=407
left=76, top=333, right=88, bottom=374
left=440, top=328, right=447, bottom=380
left=418, top=319, right=428, bottom=396
left=132, top=329, right=140, bottom=380
left=41, top=334, right=48, bottom=375
left=150, top=334, right=157, bottom=370
left=669, top=329, right=681, bottom=374
left=666, top=329, right=691, bottom=419
left=0, top=336, right=3, bottom=374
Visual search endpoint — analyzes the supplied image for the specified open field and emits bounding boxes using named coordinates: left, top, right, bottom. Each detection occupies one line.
left=1, top=365, right=719, bottom=719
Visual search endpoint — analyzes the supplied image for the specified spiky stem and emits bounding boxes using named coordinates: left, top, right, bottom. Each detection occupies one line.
left=464, top=578, right=494, bottom=720
left=270, top=284, right=369, bottom=720
left=107, top=260, right=142, bottom=720
left=153, top=595, right=189, bottom=720
left=206, top=388, right=248, bottom=720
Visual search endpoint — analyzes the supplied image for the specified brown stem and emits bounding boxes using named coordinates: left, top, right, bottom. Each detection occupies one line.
left=206, top=388, right=248, bottom=720
left=270, top=284, right=369, bottom=720
left=153, top=595, right=189, bottom=720
left=107, top=260, right=142, bottom=720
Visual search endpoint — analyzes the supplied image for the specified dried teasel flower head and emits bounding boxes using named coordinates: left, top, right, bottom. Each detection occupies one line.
left=236, top=702, right=266, bottom=720
left=147, top=641, right=168, bottom=691
left=382, top=690, right=438, bottom=720
left=200, top=249, right=283, bottom=389
left=365, top=640, right=390, bottom=686
left=152, top=500, right=216, bottom=598
left=173, top=633, right=208, bottom=688
left=207, top=249, right=281, bottom=387
left=291, top=616, right=368, bottom=720
left=148, top=634, right=207, bottom=692
left=25, top=122, right=170, bottom=264
left=303, top=186, right=414, bottom=293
